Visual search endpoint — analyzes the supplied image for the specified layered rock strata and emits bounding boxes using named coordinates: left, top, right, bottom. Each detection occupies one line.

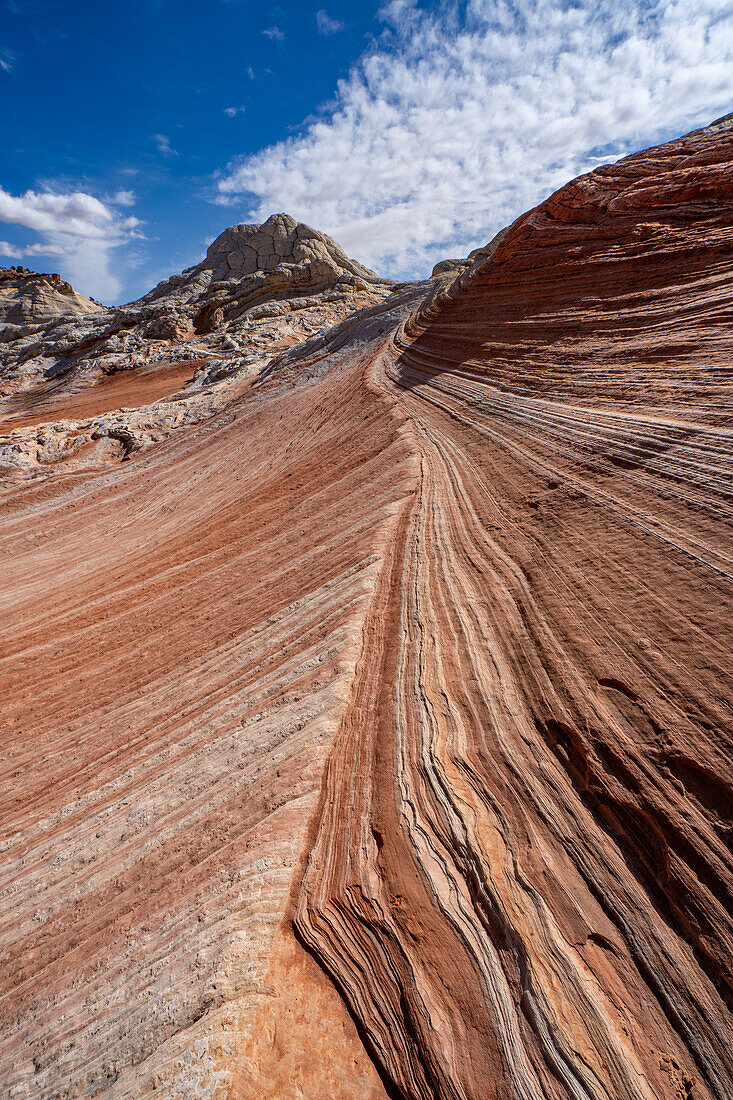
left=0, top=267, right=102, bottom=324
left=295, top=116, right=733, bottom=1100
left=0, top=215, right=396, bottom=469
left=1, top=118, right=732, bottom=1100
left=0, top=344, right=413, bottom=1099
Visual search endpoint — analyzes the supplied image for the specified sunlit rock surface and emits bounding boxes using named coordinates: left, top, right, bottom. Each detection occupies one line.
left=0, top=215, right=398, bottom=470
left=1, top=118, right=732, bottom=1099
left=0, top=267, right=102, bottom=324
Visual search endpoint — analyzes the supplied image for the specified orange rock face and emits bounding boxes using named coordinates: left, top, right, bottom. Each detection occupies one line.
left=1, top=120, right=732, bottom=1099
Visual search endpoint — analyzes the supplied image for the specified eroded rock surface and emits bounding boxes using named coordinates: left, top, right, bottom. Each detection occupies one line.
left=1, top=120, right=732, bottom=1100
left=0, top=267, right=101, bottom=324
left=296, top=115, right=733, bottom=1100
left=0, top=214, right=397, bottom=470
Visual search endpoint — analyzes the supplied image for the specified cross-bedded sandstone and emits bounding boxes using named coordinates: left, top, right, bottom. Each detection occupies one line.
left=1, top=118, right=732, bottom=1099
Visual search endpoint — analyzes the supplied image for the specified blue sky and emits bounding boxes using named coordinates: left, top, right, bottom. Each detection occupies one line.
left=1, top=0, right=732, bottom=302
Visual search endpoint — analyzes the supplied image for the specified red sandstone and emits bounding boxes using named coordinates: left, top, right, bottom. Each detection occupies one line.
left=1, top=120, right=732, bottom=1099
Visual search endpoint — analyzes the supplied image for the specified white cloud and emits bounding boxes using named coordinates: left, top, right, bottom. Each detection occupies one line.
left=0, top=188, right=130, bottom=238
left=110, top=189, right=136, bottom=206
left=0, top=48, right=15, bottom=72
left=217, top=0, right=733, bottom=278
left=0, top=241, right=23, bottom=259
left=262, top=26, right=284, bottom=41
left=316, top=9, right=344, bottom=35
left=224, top=105, right=246, bottom=117
left=0, top=185, right=141, bottom=300
left=153, top=133, right=177, bottom=157
left=377, top=0, right=420, bottom=31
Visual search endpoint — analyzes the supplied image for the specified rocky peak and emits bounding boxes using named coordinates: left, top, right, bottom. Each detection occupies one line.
left=0, top=266, right=102, bottom=324
left=204, top=213, right=383, bottom=285
left=134, top=212, right=394, bottom=336
left=0, top=213, right=400, bottom=421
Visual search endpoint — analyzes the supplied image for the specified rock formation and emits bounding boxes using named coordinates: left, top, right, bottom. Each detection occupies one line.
left=0, top=118, right=731, bottom=1100
left=0, top=266, right=101, bottom=324
left=0, top=214, right=398, bottom=467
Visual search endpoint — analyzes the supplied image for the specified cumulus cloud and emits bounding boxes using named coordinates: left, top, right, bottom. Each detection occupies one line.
left=262, top=26, right=284, bottom=41
left=217, top=0, right=733, bottom=277
left=224, top=105, right=246, bottom=117
left=316, top=9, right=344, bottom=35
left=0, top=185, right=141, bottom=300
left=153, top=133, right=177, bottom=157
left=0, top=188, right=134, bottom=239
left=377, top=0, right=420, bottom=31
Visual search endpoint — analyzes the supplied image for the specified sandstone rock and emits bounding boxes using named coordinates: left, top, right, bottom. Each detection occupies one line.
left=0, top=267, right=102, bottom=325
left=297, top=115, right=733, bottom=1100
left=0, top=214, right=397, bottom=446
left=145, top=212, right=390, bottom=323
left=430, top=257, right=465, bottom=275
left=1, top=119, right=732, bottom=1100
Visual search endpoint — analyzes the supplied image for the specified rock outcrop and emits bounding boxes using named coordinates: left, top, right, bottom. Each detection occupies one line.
left=116, top=212, right=391, bottom=345
left=296, top=116, right=733, bottom=1100
left=1, top=119, right=731, bottom=1100
left=145, top=212, right=390, bottom=330
left=0, top=267, right=101, bottom=324
left=0, top=214, right=397, bottom=467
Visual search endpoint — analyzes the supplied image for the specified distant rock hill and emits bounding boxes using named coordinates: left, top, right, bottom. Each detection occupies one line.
left=0, top=266, right=102, bottom=324
left=138, top=212, right=391, bottom=337
left=0, top=214, right=397, bottom=391
left=0, top=214, right=429, bottom=462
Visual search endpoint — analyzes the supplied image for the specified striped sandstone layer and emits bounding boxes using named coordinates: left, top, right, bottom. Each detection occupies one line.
left=0, top=351, right=414, bottom=1098
left=2, top=118, right=733, bottom=1099
left=295, top=118, right=733, bottom=1100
